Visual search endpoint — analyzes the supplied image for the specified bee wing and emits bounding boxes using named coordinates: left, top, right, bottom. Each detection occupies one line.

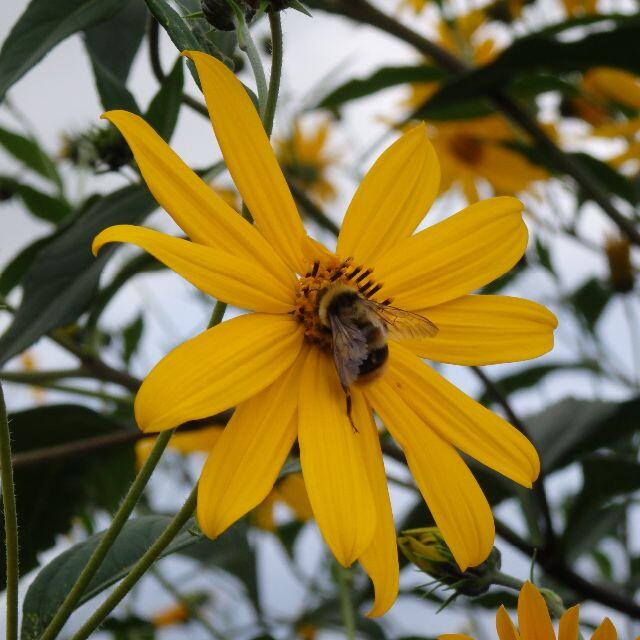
left=368, top=301, right=439, bottom=340
left=329, top=314, right=369, bottom=388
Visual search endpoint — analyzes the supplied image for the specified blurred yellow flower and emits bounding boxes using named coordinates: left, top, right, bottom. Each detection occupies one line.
left=94, top=51, right=555, bottom=615
left=398, top=0, right=429, bottom=14
left=583, top=67, right=640, bottom=112
left=252, top=472, right=312, bottom=531
left=429, top=115, right=548, bottom=202
left=276, top=119, right=338, bottom=203
left=440, top=581, right=618, bottom=640
left=562, top=0, right=598, bottom=17
left=19, top=352, right=46, bottom=404
left=405, top=13, right=496, bottom=113
left=151, top=602, right=190, bottom=627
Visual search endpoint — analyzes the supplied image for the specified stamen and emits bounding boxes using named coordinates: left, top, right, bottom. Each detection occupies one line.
left=365, top=282, right=383, bottom=298
left=355, top=268, right=373, bottom=283
left=359, top=280, right=375, bottom=294
left=311, top=260, right=320, bottom=277
left=330, top=269, right=345, bottom=282
left=344, top=265, right=363, bottom=280
left=380, top=297, right=394, bottom=306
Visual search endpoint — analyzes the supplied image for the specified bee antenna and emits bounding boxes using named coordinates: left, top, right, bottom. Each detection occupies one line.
left=311, top=260, right=320, bottom=277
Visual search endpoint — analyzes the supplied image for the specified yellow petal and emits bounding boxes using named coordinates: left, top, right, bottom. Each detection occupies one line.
left=93, top=225, right=295, bottom=314
left=497, top=605, right=521, bottom=640
left=277, top=473, right=313, bottom=521
left=352, top=389, right=399, bottom=617
left=337, top=124, right=440, bottom=265
left=406, top=295, right=557, bottom=365
left=374, top=197, right=527, bottom=310
left=364, top=376, right=495, bottom=570
left=517, top=582, right=555, bottom=640
left=298, top=349, right=376, bottom=566
left=559, top=605, right=580, bottom=640
left=183, top=52, right=306, bottom=273
left=591, top=618, right=617, bottom=640
left=135, top=313, right=303, bottom=432
left=197, top=356, right=303, bottom=538
left=102, top=110, right=294, bottom=287
left=383, top=342, right=540, bottom=487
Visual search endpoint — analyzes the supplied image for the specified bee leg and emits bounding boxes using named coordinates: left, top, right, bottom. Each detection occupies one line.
left=344, top=386, right=358, bottom=433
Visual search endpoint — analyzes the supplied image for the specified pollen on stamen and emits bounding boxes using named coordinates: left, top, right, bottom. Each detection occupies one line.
left=293, top=255, right=382, bottom=349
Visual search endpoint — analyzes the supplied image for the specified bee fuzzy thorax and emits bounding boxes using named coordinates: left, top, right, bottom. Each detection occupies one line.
left=293, top=257, right=388, bottom=349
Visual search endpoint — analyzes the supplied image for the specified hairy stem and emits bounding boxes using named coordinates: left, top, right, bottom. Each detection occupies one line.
left=40, top=430, right=174, bottom=640
left=0, top=382, right=18, bottom=640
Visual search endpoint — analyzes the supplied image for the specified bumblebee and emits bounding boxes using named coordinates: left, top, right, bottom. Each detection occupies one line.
left=317, top=283, right=438, bottom=426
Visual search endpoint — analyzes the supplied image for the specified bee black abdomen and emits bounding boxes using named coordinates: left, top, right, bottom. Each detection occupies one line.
left=359, top=344, right=388, bottom=376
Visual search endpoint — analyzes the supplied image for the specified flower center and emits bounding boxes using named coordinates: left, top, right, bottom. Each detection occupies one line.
left=293, top=256, right=387, bottom=348
left=449, top=133, right=484, bottom=166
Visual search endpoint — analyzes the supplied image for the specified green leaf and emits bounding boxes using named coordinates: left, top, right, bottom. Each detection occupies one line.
left=86, top=52, right=141, bottom=112
left=571, top=152, right=638, bottom=206
left=143, top=0, right=202, bottom=56
left=102, top=616, right=156, bottom=640
left=21, top=515, right=202, bottom=640
left=0, top=126, right=61, bottom=188
left=424, top=14, right=640, bottom=108
left=563, top=453, right=640, bottom=558
left=0, top=236, right=51, bottom=296
left=316, top=65, right=445, bottom=110
left=429, top=15, right=640, bottom=107
left=568, top=276, right=612, bottom=332
left=0, top=0, right=128, bottom=103
left=526, top=396, right=640, bottom=473
left=145, top=57, right=184, bottom=142
left=0, top=185, right=157, bottom=366
left=13, top=182, right=72, bottom=223
left=478, top=362, right=590, bottom=406
left=122, top=314, right=144, bottom=364
left=0, top=405, right=135, bottom=596
left=178, top=521, right=259, bottom=608
left=561, top=503, right=626, bottom=561
left=84, top=0, right=148, bottom=83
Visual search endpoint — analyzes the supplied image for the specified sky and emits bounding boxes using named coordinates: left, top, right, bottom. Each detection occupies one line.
left=0, top=0, right=638, bottom=637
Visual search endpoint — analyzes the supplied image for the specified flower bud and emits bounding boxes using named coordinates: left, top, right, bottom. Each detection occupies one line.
left=398, top=527, right=501, bottom=597
left=605, top=236, right=634, bottom=293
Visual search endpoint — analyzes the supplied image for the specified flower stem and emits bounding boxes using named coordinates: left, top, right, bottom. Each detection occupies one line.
left=235, top=11, right=268, bottom=113
left=40, top=429, right=174, bottom=640
left=0, top=382, right=18, bottom=640
left=69, top=485, right=198, bottom=640
left=263, top=11, right=283, bottom=137
left=337, top=564, right=356, bottom=640
left=492, top=571, right=523, bottom=592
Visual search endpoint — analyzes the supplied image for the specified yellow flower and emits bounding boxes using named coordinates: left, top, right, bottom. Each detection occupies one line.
left=562, top=0, right=598, bottom=17
left=429, top=115, right=548, bottom=202
left=583, top=67, right=640, bottom=112
left=440, top=581, right=618, bottom=640
left=93, top=51, right=556, bottom=616
left=405, top=14, right=496, bottom=113
left=252, top=472, right=312, bottom=531
left=398, top=0, right=429, bottom=14
left=151, top=602, right=190, bottom=627
left=276, top=119, right=338, bottom=203
left=134, top=425, right=224, bottom=469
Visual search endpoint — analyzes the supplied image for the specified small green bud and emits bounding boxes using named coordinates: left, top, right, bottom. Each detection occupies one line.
left=398, top=527, right=501, bottom=597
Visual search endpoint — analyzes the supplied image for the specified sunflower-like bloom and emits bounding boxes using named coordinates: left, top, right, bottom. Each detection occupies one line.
left=440, top=581, right=617, bottom=640
left=429, top=116, right=548, bottom=203
left=93, top=51, right=556, bottom=616
left=276, top=118, right=338, bottom=203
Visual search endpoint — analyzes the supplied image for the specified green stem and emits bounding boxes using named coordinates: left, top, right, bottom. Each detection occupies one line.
left=493, top=571, right=524, bottom=592
left=337, top=564, right=356, bottom=640
left=40, top=430, right=174, bottom=640
left=236, top=13, right=268, bottom=113
left=0, top=368, right=89, bottom=384
left=493, top=572, right=566, bottom=619
left=2, top=377, right=132, bottom=406
left=208, top=301, right=228, bottom=329
left=0, top=382, right=18, bottom=640
left=69, top=485, right=198, bottom=640
left=263, top=12, right=283, bottom=137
